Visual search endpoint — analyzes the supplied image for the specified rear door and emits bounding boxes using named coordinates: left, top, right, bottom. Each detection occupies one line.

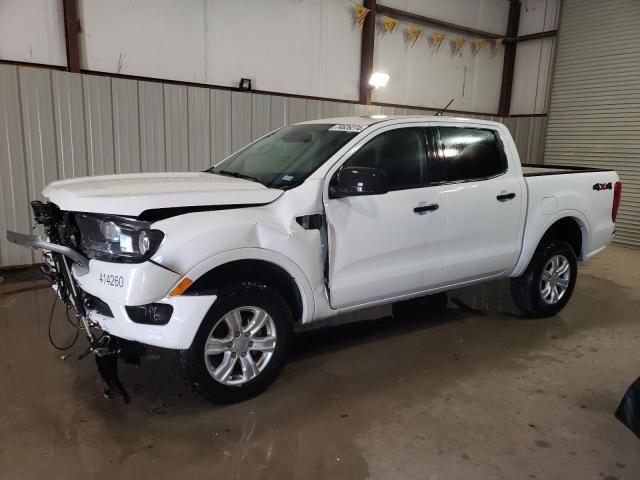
left=429, top=126, right=525, bottom=284
left=324, top=125, right=446, bottom=309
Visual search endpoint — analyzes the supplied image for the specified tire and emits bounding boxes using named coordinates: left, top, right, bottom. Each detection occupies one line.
left=392, top=292, right=448, bottom=319
left=180, top=282, right=294, bottom=404
left=511, top=238, right=577, bottom=318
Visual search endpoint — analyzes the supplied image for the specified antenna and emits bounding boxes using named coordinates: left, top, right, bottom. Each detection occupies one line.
left=435, top=98, right=454, bottom=116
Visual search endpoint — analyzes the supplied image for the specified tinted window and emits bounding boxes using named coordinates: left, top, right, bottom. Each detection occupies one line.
left=342, top=128, right=425, bottom=190
left=431, top=127, right=506, bottom=184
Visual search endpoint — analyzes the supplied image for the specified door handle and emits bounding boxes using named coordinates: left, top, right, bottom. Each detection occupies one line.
left=496, top=192, right=516, bottom=202
left=414, top=203, right=439, bottom=214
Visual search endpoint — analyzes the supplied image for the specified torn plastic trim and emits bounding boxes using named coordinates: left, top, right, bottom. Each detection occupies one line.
left=6, top=230, right=90, bottom=274
left=138, top=202, right=275, bottom=222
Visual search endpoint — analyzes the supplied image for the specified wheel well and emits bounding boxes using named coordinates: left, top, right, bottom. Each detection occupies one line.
left=185, top=259, right=303, bottom=323
left=542, top=217, right=584, bottom=257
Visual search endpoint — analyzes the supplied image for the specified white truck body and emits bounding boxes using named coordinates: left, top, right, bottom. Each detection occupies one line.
left=37, top=116, right=619, bottom=351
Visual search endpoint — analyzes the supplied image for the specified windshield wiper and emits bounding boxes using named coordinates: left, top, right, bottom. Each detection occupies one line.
left=211, top=170, right=262, bottom=184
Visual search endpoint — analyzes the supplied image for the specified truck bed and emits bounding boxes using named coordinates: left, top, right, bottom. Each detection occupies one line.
left=522, top=163, right=613, bottom=177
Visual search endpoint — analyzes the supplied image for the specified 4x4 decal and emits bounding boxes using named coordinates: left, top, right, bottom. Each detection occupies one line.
left=593, top=182, right=612, bottom=191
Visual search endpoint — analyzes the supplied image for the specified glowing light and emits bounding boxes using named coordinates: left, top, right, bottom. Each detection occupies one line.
left=369, top=72, right=390, bottom=88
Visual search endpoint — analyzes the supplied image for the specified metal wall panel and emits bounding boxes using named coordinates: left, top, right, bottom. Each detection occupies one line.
left=543, top=0, right=640, bottom=247
left=112, top=78, right=141, bottom=174
left=251, top=94, right=272, bottom=141
left=269, top=96, right=286, bottom=131
left=188, top=86, right=211, bottom=171
left=163, top=84, right=189, bottom=172
left=0, top=64, right=548, bottom=267
left=83, top=75, right=115, bottom=176
left=51, top=71, right=88, bottom=179
left=0, top=66, right=32, bottom=266
left=210, top=90, right=232, bottom=163
left=231, top=91, right=252, bottom=152
left=286, top=98, right=307, bottom=124
left=18, top=67, right=58, bottom=204
left=138, top=81, right=166, bottom=172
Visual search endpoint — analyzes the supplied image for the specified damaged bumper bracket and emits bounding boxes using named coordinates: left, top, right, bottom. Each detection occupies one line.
left=7, top=230, right=90, bottom=273
left=7, top=230, right=135, bottom=403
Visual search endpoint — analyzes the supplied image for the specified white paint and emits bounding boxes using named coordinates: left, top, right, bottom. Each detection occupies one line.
left=1, top=0, right=554, bottom=114
left=43, top=171, right=283, bottom=216
left=0, top=0, right=66, bottom=66
left=510, top=0, right=560, bottom=114
left=372, top=25, right=505, bottom=112
left=518, top=0, right=560, bottom=36
left=381, top=0, right=510, bottom=35
left=28, top=116, right=616, bottom=350
left=88, top=294, right=218, bottom=349
left=78, top=0, right=206, bottom=83
left=78, top=0, right=361, bottom=101
left=510, top=38, right=556, bottom=114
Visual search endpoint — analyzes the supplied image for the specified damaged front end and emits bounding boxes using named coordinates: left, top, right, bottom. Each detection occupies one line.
left=7, top=201, right=143, bottom=403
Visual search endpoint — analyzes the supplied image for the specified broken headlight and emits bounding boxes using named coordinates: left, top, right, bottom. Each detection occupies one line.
left=74, top=213, right=164, bottom=263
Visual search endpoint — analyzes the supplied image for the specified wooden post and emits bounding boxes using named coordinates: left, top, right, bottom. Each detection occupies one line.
left=498, top=0, right=521, bottom=116
left=62, top=0, right=81, bottom=73
left=358, top=0, right=376, bottom=105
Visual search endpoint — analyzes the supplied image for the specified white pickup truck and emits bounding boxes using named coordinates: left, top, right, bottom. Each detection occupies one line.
left=8, top=116, right=621, bottom=404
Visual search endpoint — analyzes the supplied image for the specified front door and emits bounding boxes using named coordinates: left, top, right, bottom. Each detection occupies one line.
left=324, top=126, right=446, bottom=309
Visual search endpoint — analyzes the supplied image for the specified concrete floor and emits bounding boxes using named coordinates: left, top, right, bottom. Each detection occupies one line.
left=1, top=245, right=639, bottom=480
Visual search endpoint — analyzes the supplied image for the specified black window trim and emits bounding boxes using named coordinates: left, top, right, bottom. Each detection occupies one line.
left=331, top=125, right=431, bottom=193
left=426, top=126, right=509, bottom=187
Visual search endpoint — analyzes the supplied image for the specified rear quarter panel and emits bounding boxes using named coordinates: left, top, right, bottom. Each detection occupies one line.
left=512, top=171, right=619, bottom=277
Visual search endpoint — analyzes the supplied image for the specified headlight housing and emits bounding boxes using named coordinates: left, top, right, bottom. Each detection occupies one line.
left=74, top=213, right=164, bottom=263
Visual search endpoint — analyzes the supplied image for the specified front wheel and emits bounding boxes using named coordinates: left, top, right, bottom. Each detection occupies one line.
left=180, top=282, right=293, bottom=404
left=511, top=238, right=577, bottom=318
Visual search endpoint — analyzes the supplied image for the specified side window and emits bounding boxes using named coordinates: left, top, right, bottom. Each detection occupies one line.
left=431, top=127, right=507, bottom=184
left=342, top=127, right=426, bottom=191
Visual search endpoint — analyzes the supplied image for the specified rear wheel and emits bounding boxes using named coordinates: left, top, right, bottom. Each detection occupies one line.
left=511, top=238, right=577, bottom=318
left=180, top=282, right=293, bottom=404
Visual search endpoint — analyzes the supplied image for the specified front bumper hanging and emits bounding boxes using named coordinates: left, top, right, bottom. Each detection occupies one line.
left=7, top=229, right=136, bottom=403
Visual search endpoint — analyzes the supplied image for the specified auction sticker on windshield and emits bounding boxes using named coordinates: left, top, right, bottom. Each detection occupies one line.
left=328, top=124, right=367, bottom=132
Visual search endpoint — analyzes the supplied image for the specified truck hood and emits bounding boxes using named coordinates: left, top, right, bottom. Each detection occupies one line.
left=43, top=172, right=283, bottom=217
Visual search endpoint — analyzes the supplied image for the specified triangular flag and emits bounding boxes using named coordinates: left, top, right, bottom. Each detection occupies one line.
left=473, top=38, right=487, bottom=56
left=354, top=4, right=370, bottom=30
left=383, top=16, right=397, bottom=33
left=453, top=36, right=466, bottom=56
left=408, top=26, right=422, bottom=47
left=431, top=32, right=446, bottom=54
left=493, top=38, right=504, bottom=50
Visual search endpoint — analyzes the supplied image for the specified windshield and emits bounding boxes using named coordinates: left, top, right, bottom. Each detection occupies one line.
left=206, top=124, right=359, bottom=189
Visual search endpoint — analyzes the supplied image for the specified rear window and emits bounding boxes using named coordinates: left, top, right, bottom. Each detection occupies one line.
left=430, top=127, right=507, bottom=184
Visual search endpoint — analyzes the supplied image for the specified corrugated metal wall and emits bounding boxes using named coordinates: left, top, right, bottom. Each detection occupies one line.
left=544, top=0, right=640, bottom=247
left=0, top=64, right=548, bottom=267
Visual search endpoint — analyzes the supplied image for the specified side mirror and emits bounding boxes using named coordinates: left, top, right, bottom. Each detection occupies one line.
left=330, top=166, right=388, bottom=198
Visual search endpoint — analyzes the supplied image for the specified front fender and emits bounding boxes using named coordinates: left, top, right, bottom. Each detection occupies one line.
left=174, top=247, right=315, bottom=323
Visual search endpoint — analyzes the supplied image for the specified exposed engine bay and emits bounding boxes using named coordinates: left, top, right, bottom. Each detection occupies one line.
left=15, top=201, right=145, bottom=403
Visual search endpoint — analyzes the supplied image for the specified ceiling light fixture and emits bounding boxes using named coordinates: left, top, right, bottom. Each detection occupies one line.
left=369, top=72, right=390, bottom=88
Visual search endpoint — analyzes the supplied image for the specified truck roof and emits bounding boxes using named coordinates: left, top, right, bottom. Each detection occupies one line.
left=301, top=115, right=504, bottom=129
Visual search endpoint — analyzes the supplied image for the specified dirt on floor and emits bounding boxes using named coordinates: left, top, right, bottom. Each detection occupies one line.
left=0, top=245, right=639, bottom=480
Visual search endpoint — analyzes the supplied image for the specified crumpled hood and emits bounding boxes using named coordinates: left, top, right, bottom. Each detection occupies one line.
left=43, top=172, right=283, bottom=216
